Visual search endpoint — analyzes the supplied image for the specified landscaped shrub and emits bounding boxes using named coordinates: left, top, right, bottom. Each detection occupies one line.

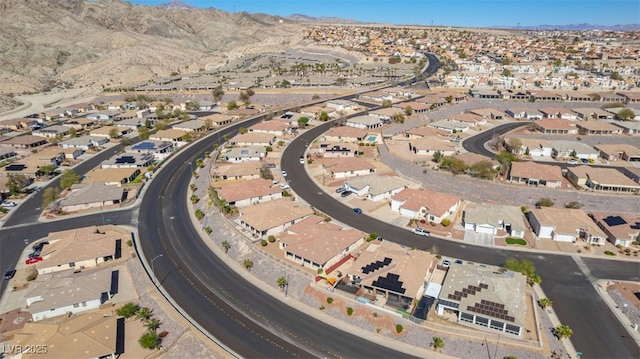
left=326, top=297, right=333, bottom=304
left=395, top=324, right=403, bottom=333
left=260, top=240, right=267, bottom=246
left=346, top=307, right=354, bottom=316
left=506, top=238, right=527, bottom=246
left=268, top=235, right=276, bottom=243
left=441, top=219, right=451, bottom=227
left=604, top=250, right=615, bottom=256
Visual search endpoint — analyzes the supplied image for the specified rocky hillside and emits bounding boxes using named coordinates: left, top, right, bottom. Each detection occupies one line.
left=0, top=0, right=303, bottom=96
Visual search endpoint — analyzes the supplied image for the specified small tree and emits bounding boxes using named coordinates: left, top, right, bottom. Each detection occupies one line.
left=243, top=259, right=254, bottom=271
left=297, top=117, right=310, bottom=129
left=537, top=198, right=554, bottom=207
left=109, top=127, right=120, bottom=139
left=194, top=209, right=204, bottom=220
left=116, top=302, right=140, bottom=318
left=222, top=240, right=231, bottom=253
left=68, top=127, right=78, bottom=137
left=42, top=187, right=60, bottom=207
left=7, top=174, right=30, bottom=195
left=60, top=169, right=80, bottom=189
left=139, top=331, right=160, bottom=349
left=616, top=108, right=635, bottom=121
left=319, top=112, right=329, bottom=121
left=144, top=318, right=161, bottom=332
left=432, top=337, right=445, bottom=351
left=555, top=324, right=573, bottom=339
left=227, top=101, right=239, bottom=111
left=432, top=151, right=443, bottom=163
left=277, top=276, right=288, bottom=291
left=138, top=127, right=150, bottom=140
left=539, top=298, right=553, bottom=308
left=190, top=194, right=199, bottom=204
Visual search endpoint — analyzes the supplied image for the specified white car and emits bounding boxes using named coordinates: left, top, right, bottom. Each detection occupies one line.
left=281, top=170, right=287, bottom=177
left=279, top=183, right=290, bottom=189
left=1, top=201, right=17, bottom=208
left=411, top=227, right=430, bottom=237
left=299, top=157, right=305, bottom=164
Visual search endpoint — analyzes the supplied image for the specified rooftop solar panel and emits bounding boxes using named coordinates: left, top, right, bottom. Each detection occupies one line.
left=603, top=215, right=627, bottom=227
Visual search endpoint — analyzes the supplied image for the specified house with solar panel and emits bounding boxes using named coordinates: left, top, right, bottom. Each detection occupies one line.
left=126, top=140, right=174, bottom=161
left=101, top=153, right=155, bottom=169
left=220, top=146, right=267, bottom=163
left=345, top=240, right=433, bottom=311
left=437, top=262, right=527, bottom=336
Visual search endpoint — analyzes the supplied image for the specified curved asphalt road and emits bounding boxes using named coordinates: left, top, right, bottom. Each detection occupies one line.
left=284, top=122, right=640, bottom=359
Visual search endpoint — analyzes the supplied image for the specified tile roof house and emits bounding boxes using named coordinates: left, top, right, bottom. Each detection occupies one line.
left=408, top=136, right=457, bottom=156
left=82, top=167, right=141, bottom=186
left=538, top=107, right=578, bottom=120
left=321, top=157, right=376, bottom=179
left=504, top=138, right=553, bottom=157
left=278, top=215, right=365, bottom=271
left=508, top=161, right=563, bottom=188
left=150, top=129, right=188, bottom=148
left=199, top=113, right=235, bottom=127
left=391, top=188, right=461, bottom=224
left=322, top=126, right=369, bottom=143
left=248, top=119, right=291, bottom=135
left=345, top=115, right=384, bottom=129
left=36, top=225, right=125, bottom=274
left=593, top=144, right=640, bottom=162
left=550, top=140, right=599, bottom=160
left=32, top=125, right=71, bottom=138
left=59, top=135, right=109, bottom=150
left=237, top=198, right=314, bottom=238
left=126, top=140, right=174, bottom=161
left=216, top=178, right=283, bottom=207
left=230, top=132, right=276, bottom=147
left=534, top=119, right=577, bottom=134
left=25, top=268, right=116, bottom=321
left=219, top=146, right=267, bottom=163
left=89, top=126, right=130, bottom=138
left=10, top=312, right=120, bottom=359
left=172, top=119, right=206, bottom=132
left=469, top=108, right=506, bottom=120
left=346, top=240, right=434, bottom=310
left=566, top=166, right=640, bottom=193
left=344, top=174, right=411, bottom=201
left=428, top=119, right=470, bottom=133
left=1, top=135, right=48, bottom=149
left=575, top=120, right=623, bottom=135
left=59, top=183, right=125, bottom=212
left=212, top=162, right=262, bottom=181
left=437, top=262, right=527, bottom=336
left=590, top=212, right=640, bottom=248
left=526, top=207, right=607, bottom=244
left=463, top=203, right=527, bottom=239
left=312, top=142, right=359, bottom=158
left=101, top=152, right=155, bottom=169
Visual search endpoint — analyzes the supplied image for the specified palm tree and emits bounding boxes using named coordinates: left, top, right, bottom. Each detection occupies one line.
left=222, top=241, right=230, bottom=253
left=555, top=324, right=573, bottom=339
left=431, top=336, right=444, bottom=351
left=277, top=276, right=288, bottom=291
left=243, top=259, right=254, bottom=271
left=135, top=307, right=152, bottom=322
left=144, top=318, right=161, bottom=332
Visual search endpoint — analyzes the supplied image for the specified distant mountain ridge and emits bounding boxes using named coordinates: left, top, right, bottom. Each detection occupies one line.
left=499, top=23, right=640, bottom=31
left=287, top=13, right=362, bottom=24
left=156, top=0, right=196, bottom=10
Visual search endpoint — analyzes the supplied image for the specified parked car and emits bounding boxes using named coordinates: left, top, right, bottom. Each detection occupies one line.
left=442, top=259, right=451, bottom=268
left=411, top=227, right=430, bottom=237
left=28, top=251, right=41, bottom=258
left=4, top=269, right=16, bottom=280
left=454, top=259, right=463, bottom=265
left=567, top=160, right=577, bottom=165
left=353, top=208, right=362, bottom=214
left=340, top=190, right=353, bottom=198
left=1, top=201, right=17, bottom=208
left=580, top=158, right=589, bottom=163
left=335, top=186, right=347, bottom=194
left=281, top=170, right=287, bottom=177
left=32, top=241, right=48, bottom=251
left=279, top=183, right=290, bottom=189
left=25, top=256, right=42, bottom=265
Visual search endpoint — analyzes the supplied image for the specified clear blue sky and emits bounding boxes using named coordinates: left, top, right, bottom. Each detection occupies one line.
left=129, top=0, right=639, bottom=27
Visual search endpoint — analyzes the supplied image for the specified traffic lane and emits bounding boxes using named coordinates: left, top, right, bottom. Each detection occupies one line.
left=461, top=122, right=527, bottom=158
left=140, top=154, right=415, bottom=358
left=581, top=257, right=640, bottom=282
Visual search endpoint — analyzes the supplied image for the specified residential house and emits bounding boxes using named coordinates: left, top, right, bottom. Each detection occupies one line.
left=322, top=126, right=369, bottom=143
left=539, top=107, right=578, bottom=120
left=230, top=132, right=276, bottom=147
left=36, top=225, right=125, bottom=274
left=505, top=107, right=530, bottom=119
left=312, top=143, right=359, bottom=158
left=173, top=119, right=206, bottom=133
left=346, top=240, right=433, bottom=311
left=63, top=118, right=97, bottom=130
left=612, top=120, right=640, bottom=135
left=618, top=92, right=640, bottom=103
left=534, top=119, right=577, bottom=134
left=59, top=135, right=109, bottom=150
left=114, top=110, right=139, bottom=121
left=83, top=167, right=141, bottom=186
left=391, top=188, right=461, bottom=224
left=345, top=115, right=384, bottom=129
left=504, top=138, right=553, bottom=157
left=219, top=146, right=267, bottom=163
left=462, top=203, right=527, bottom=239
left=0, top=147, right=17, bottom=160
left=446, top=113, right=486, bottom=127
left=199, top=113, right=235, bottom=127
left=408, top=136, right=457, bottom=156
left=0, top=118, right=38, bottom=130
left=344, top=174, right=411, bottom=201
left=428, top=119, right=470, bottom=133
left=249, top=120, right=290, bottom=136
left=572, top=108, right=614, bottom=120
left=393, top=101, right=429, bottom=114
left=527, top=207, right=607, bottom=244
left=101, top=152, right=155, bottom=169
left=61, top=148, right=84, bottom=160
left=468, top=89, right=500, bottom=99
left=508, top=161, right=563, bottom=188
left=90, top=126, right=130, bottom=138
left=605, top=107, right=640, bottom=121
left=593, top=144, right=640, bottom=162
left=575, top=121, right=623, bottom=135
left=212, top=162, right=262, bottom=181
left=1, top=135, right=48, bottom=149
left=25, top=269, right=116, bottom=321
left=369, top=107, right=404, bottom=122
left=59, top=183, right=125, bottom=212
left=10, top=312, right=121, bottom=358
left=469, top=108, right=505, bottom=120
left=590, top=212, right=640, bottom=248
left=237, top=198, right=314, bottom=238
left=437, top=262, right=526, bottom=336
left=278, top=215, right=365, bottom=271
left=300, top=105, right=336, bottom=120
left=126, top=140, right=173, bottom=161
left=32, top=125, right=71, bottom=139
left=359, top=90, right=393, bottom=102
left=86, top=110, right=121, bottom=121
left=526, top=90, right=562, bottom=101
left=150, top=129, right=188, bottom=148
left=566, top=166, right=640, bottom=193
left=216, top=178, right=282, bottom=207
left=115, top=117, right=145, bottom=130
left=326, top=100, right=358, bottom=112
left=550, top=140, right=599, bottom=160
left=321, top=157, right=376, bottom=179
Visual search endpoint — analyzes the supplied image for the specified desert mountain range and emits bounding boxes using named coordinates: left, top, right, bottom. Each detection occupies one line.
left=0, top=0, right=304, bottom=99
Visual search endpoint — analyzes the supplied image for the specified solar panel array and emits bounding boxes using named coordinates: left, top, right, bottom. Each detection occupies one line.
left=467, top=299, right=515, bottom=322
left=447, top=283, right=489, bottom=301
left=372, top=273, right=405, bottom=294
left=115, top=156, right=136, bottom=164
left=361, top=257, right=392, bottom=274
left=5, top=164, right=26, bottom=171
left=603, top=215, right=627, bottom=227
left=133, top=142, right=157, bottom=150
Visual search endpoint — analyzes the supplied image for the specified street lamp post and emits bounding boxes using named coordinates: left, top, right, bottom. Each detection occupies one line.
left=151, top=254, right=164, bottom=286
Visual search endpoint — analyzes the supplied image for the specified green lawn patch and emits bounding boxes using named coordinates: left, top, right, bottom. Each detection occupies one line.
left=506, top=238, right=527, bottom=246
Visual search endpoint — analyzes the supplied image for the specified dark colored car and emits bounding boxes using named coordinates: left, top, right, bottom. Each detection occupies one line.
left=28, top=251, right=41, bottom=258
left=335, top=186, right=347, bottom=193
left=4, top=269, right=16, bottom=280
left=340, top=190, right=353, bottom=198
left=353, top=208, right=362, bottom=214
left=32, top=241, right=48, bottom=251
